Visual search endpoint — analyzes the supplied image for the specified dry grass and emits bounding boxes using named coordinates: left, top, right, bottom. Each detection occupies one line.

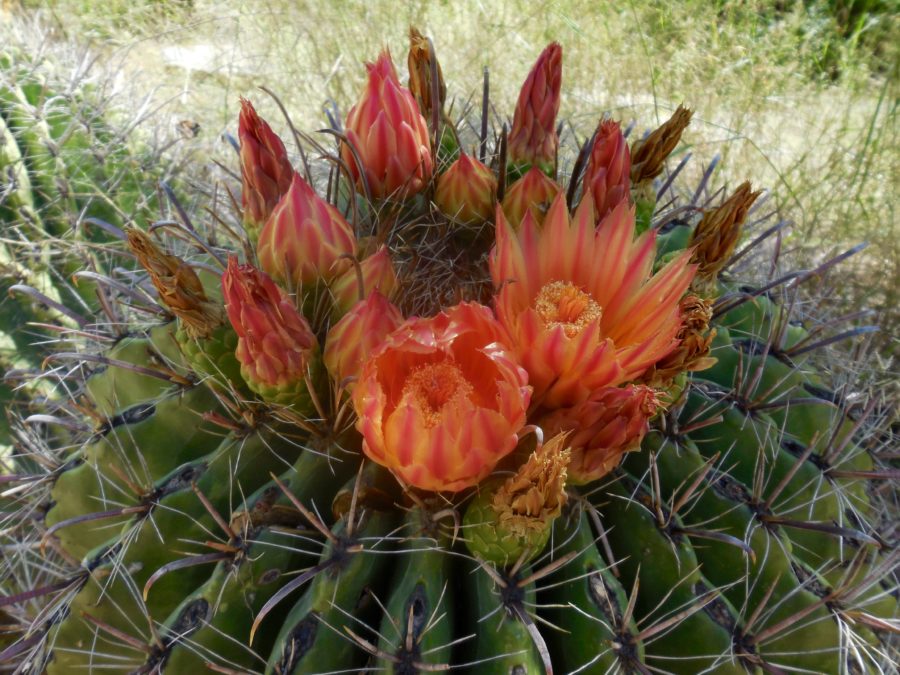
left=7, top=1, right=900, bottom=359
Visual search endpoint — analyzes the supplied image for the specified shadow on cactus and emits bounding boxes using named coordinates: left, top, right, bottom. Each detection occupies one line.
left=1, top=29, right=897, bottom=675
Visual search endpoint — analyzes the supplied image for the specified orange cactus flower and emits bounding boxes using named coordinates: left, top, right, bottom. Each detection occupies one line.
left=257, top=173, right=357, bottom=289
left=329, top=245, right=398, bottom=318
left=583, top=119, right=631, bottom=220
left=324, top=290, right=403, bottom=388
left=352, top=302, right=531, bottom=492
left=434, top=153, right=497, bottom=224
left=238, top=98, right=294, bottom=238
left=507, top=42, right=562, bottom=172
left=222, top=257, right=318, bottom=405
left=540, top=385, right=660, bottom=484
left=490, top=193, right=696, bottom=409
left=501, top=166, right=562, bottom=228
left=342, top=50, right=433, bottom=200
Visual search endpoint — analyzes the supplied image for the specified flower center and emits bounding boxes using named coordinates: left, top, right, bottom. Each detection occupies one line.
left=533, top=281, right=602, bottom=338
left=402, top=361, right=474, bottom=427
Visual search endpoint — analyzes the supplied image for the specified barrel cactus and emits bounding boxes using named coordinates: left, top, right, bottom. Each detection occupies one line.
left=1, top=31, right=897, bottom=675
left=0, top=38, right=182, bottom=456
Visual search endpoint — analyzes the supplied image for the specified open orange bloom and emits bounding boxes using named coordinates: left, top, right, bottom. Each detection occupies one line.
left=352, top=302, right=530, bottom=492
left=490, top=193, right=695, bottom=409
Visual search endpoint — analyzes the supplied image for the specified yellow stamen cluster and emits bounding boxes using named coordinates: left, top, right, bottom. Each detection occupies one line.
left=402, top=361, right=474, bottom=428
left=534, top=281, right=602, bottom=338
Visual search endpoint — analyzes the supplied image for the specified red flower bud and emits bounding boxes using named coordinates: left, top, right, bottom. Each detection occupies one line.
left=222, top=257, right=318, bottom=406
left=583, top=119, right=631, bottom=220
left=324, top=290, right=403, bottom=388
left=329, top=246, right=398, bottom=318
left=238, top=98, right=294, bottom=238
left=540, top=385, right=660, bottom=484
left=342, top=50, right=433, bottom=200
left=507, top=42, right=562, bottom=172
left=257, top=173, right=357, bottom=289
left=434, top=153, right=497, bottom=224
left=501, top=166, right=562, bottom=228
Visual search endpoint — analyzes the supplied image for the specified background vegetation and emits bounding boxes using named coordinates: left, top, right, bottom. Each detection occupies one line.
left=5, top=0, right=899, bottom=362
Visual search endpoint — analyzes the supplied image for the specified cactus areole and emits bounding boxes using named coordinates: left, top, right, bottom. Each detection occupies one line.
left=1, top=30, right=896, bottom=675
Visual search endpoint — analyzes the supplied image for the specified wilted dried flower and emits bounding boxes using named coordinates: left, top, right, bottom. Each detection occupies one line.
left=407, top=26, right=446, bottom=124
left=630, top=105, right=693, bottom=185
left=690, top=181, right=762, bottom=290
left=126, top=228, right=223, bottom=339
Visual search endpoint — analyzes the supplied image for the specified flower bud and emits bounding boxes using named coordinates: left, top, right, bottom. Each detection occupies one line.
left=464, top=433, right=570, bottom=567
left=238, top=98, right=294, bottom=240
left=324, top=291, right=403, bottom=388
left=342, top=50, right=433, bottom=200
left=500, top=166, right=562, bottom=228
left=434, top=153, right=497, bottom=224
left=507, top=42, right=562, bottom=174
left=540, top=385, right=660, bottom=484
left=257, top=173, right=356, bottom=290
left=329, top=245, right=398, bottom=318
left=583, top=119, right=631, bottom=220
left=222, top=257, right=319, bottom=408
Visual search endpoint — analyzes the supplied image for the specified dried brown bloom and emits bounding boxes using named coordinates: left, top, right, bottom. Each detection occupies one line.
left=407, top=27, right=446, bottom=123
left=690, top=181, right=762, bottom=288
left=630, top=105, right=693, bottom=184
left=491, top=432, right=570, bottom=535
left=126, top=228, right=223, bottom=339
left=640, top=294, right=717, bottom=387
